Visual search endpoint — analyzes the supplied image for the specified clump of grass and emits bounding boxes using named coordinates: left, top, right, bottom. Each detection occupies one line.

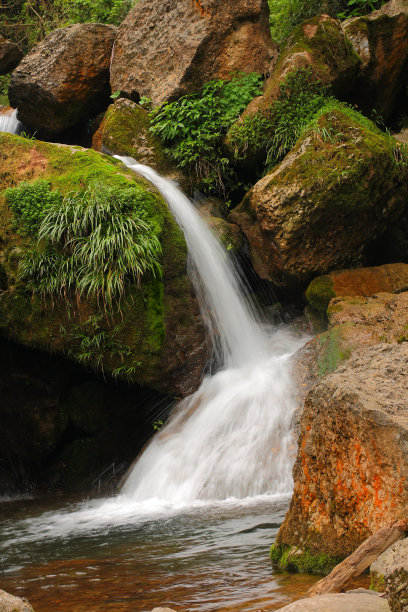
left=20, top=182, right=162, bottom=307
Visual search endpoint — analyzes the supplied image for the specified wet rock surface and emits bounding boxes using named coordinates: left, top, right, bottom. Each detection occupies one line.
left=9, top=24, right=117, bottom=136
left=110, top=0, right=276, bottom=106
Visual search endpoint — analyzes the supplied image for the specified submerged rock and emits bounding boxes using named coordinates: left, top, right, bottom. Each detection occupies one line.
left=0, top=589, right=34, bottom=611
left=110, top=0, right=276, bottom=106
left=343, top=0, right=408, bottom=121
left=0, top=36, right=23, bottom=75
left=0, top=133, right=208, bottom=396
left=230, top=103, right=408, bottom=290
left=371, top=538, right=408, bottom=610
left=9, top=23, right=117, bottom=136
left=306, top=263, right=408, bottom=315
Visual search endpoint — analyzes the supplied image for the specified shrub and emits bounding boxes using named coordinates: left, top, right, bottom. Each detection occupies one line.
left=19, top=182, right=162, bottom=306
left=5, top=179, right=63, bottom=235
left=266, top=68, right=333, bottom=165
left=149, top=72, right=263, bottom=193
left=227, top=112, right=274, bottom=161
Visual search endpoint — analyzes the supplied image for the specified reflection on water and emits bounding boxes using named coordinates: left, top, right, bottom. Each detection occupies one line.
left=0, top=495, right=321, bottom=611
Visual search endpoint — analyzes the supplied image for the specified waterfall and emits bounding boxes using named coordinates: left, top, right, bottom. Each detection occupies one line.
left=0, top=109, right=22, bottom=135
left=115, top=157, right=306, bottom=503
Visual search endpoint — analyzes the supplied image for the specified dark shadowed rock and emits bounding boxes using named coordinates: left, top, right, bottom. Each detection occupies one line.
left=110, top=0, right=276, bottom=107
left=9, top=23, right=117, bottom=136
left=229, top=104, right=408, bottom=290
left=0, top=36, right=23, bottom=75
left=343, top=0, right=408, bottom=121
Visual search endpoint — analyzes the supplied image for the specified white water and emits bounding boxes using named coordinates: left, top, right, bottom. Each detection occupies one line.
left=0, top=108, right=21, bottom=134
left=114, top=157, right=306, bottom=504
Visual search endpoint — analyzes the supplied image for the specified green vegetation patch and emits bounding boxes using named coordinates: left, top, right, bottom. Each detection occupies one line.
left=317, top=326, right=352, bottom=376
left=5, top=179, right=63, bottom=235
left=306, top=275, right=336, bottom=316
left=271, top=543, right=341, bottom=575
left=149, top=72, right=263, bottom=194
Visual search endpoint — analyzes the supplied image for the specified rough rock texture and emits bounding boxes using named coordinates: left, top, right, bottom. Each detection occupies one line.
left=9, top=24, right=117, bottom=136
left=0, top=589, right=34, bottom=612
left=0, top=36, right=23, bottom=75
left=277, top=590, right=390, bottom=611
left=306, top=263, right=408, bottom=315
left=276, top=342, right=408, bottom=560
left=0, top=133, right=208, bottom=397
left=343, top=0, right=408, bottom=121
left=371, top=538, right=408, bottom=611
left=91, top=98, right=191, bottom=189
left=110, top=0, right=276, bottom=106
left=264, top=14, right=360, bottom=104
left=229, top=104, right=408, bottom=290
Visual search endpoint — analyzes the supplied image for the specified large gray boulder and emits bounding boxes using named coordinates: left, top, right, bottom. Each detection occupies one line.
left=0, top=589, right=34, bottom=612
left=9, top=23, right=117, bottom=136
left=277, top=590, right=389, bottom=611
left=110, top=0, right=276, bottom=106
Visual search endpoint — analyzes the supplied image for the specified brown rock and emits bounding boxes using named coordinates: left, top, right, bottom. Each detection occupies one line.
left=229, top=105, right=408, bottom=290
left=306, top=263, right=408, bottom=315
left=0, top=589, right=34, bottom=611
left=9, top=24, right=117, bottom=136
left=0, top=36, right=23, bottom=75
left=277, top=590, right=389, bottom=611
left=343, top=0, right=408, bottom=121
left=276, top=342, right=408, bottom=560
left=110, top=0, right=276, bottom=107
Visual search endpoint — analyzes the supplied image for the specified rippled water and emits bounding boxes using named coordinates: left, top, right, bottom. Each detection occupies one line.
left=0, top=495, right=322, bottom=611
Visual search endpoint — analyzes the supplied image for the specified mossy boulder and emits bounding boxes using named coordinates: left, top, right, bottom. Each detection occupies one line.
left=270, top=542, right=341, bottom=575
left=229, top=102, right=408, bottom=291
left=371, top=538, right=408, bottom=611
left=306, top=263, right=408, bottom=316
left=0, top=133, right=208, bottom=396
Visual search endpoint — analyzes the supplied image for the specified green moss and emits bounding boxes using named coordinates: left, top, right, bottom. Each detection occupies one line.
left=270, top=543, right=341, bottom=575
left=370, top=572, right=386, bottom=592
left=317, top=326, right=352, bottom=376
left=306, top=275, right=335, bottom=315
left=0, top=133, right=198, bottom=392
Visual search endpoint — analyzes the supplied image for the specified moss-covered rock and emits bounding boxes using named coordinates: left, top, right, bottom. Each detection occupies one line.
left=0, top=132, right=208, bottom=396
left=229, top=102, right=408, bottom=291
left=270, top=542, right=341, bottom=575
left=306, top=263, right=408, bottom=316
left=371, top=538, right=408, bottom=611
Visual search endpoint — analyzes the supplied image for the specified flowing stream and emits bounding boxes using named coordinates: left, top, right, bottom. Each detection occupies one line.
left=0, top=156, right=311, bottom=610
left=0, top=108, right=22, bottom=134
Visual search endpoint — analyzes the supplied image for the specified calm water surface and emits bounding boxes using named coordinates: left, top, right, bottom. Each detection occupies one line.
left=0, top=494, right=326, bottom=611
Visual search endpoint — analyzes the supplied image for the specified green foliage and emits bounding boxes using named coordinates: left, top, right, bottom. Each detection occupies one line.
left=270, top=543, right=341, bottom=575
left=337, top=0, right=385, bottom=19
left=5, top=179, right=63, bottom=235
left=19, top=182, right=162, bottom=306
left=149, top=72, right=263, bottom=194
left=0, top=74, right=11, bottom=106
left=266, top=69, right=333, bottom=166
left=227, top=112, right=273, bottom=160
left=0, top=0, right=137, bottom=53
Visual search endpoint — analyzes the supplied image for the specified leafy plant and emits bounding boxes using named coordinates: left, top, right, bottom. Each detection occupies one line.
left=19, top=182, right=162, bottom=306
left=336, top=0, right=385, bottom=19
left=266, top=69, right=333, bottom=166
left=5, top=180, right=63, bottom=235
left=228, top=112, right=274, bottom=160
left=149, top=72, right=263, bottom=194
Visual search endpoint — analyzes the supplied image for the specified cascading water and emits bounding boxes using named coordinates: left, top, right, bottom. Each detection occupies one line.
left=0, top=108, right=22, bottom=134
left=114, top=156, right=306, bottom=503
